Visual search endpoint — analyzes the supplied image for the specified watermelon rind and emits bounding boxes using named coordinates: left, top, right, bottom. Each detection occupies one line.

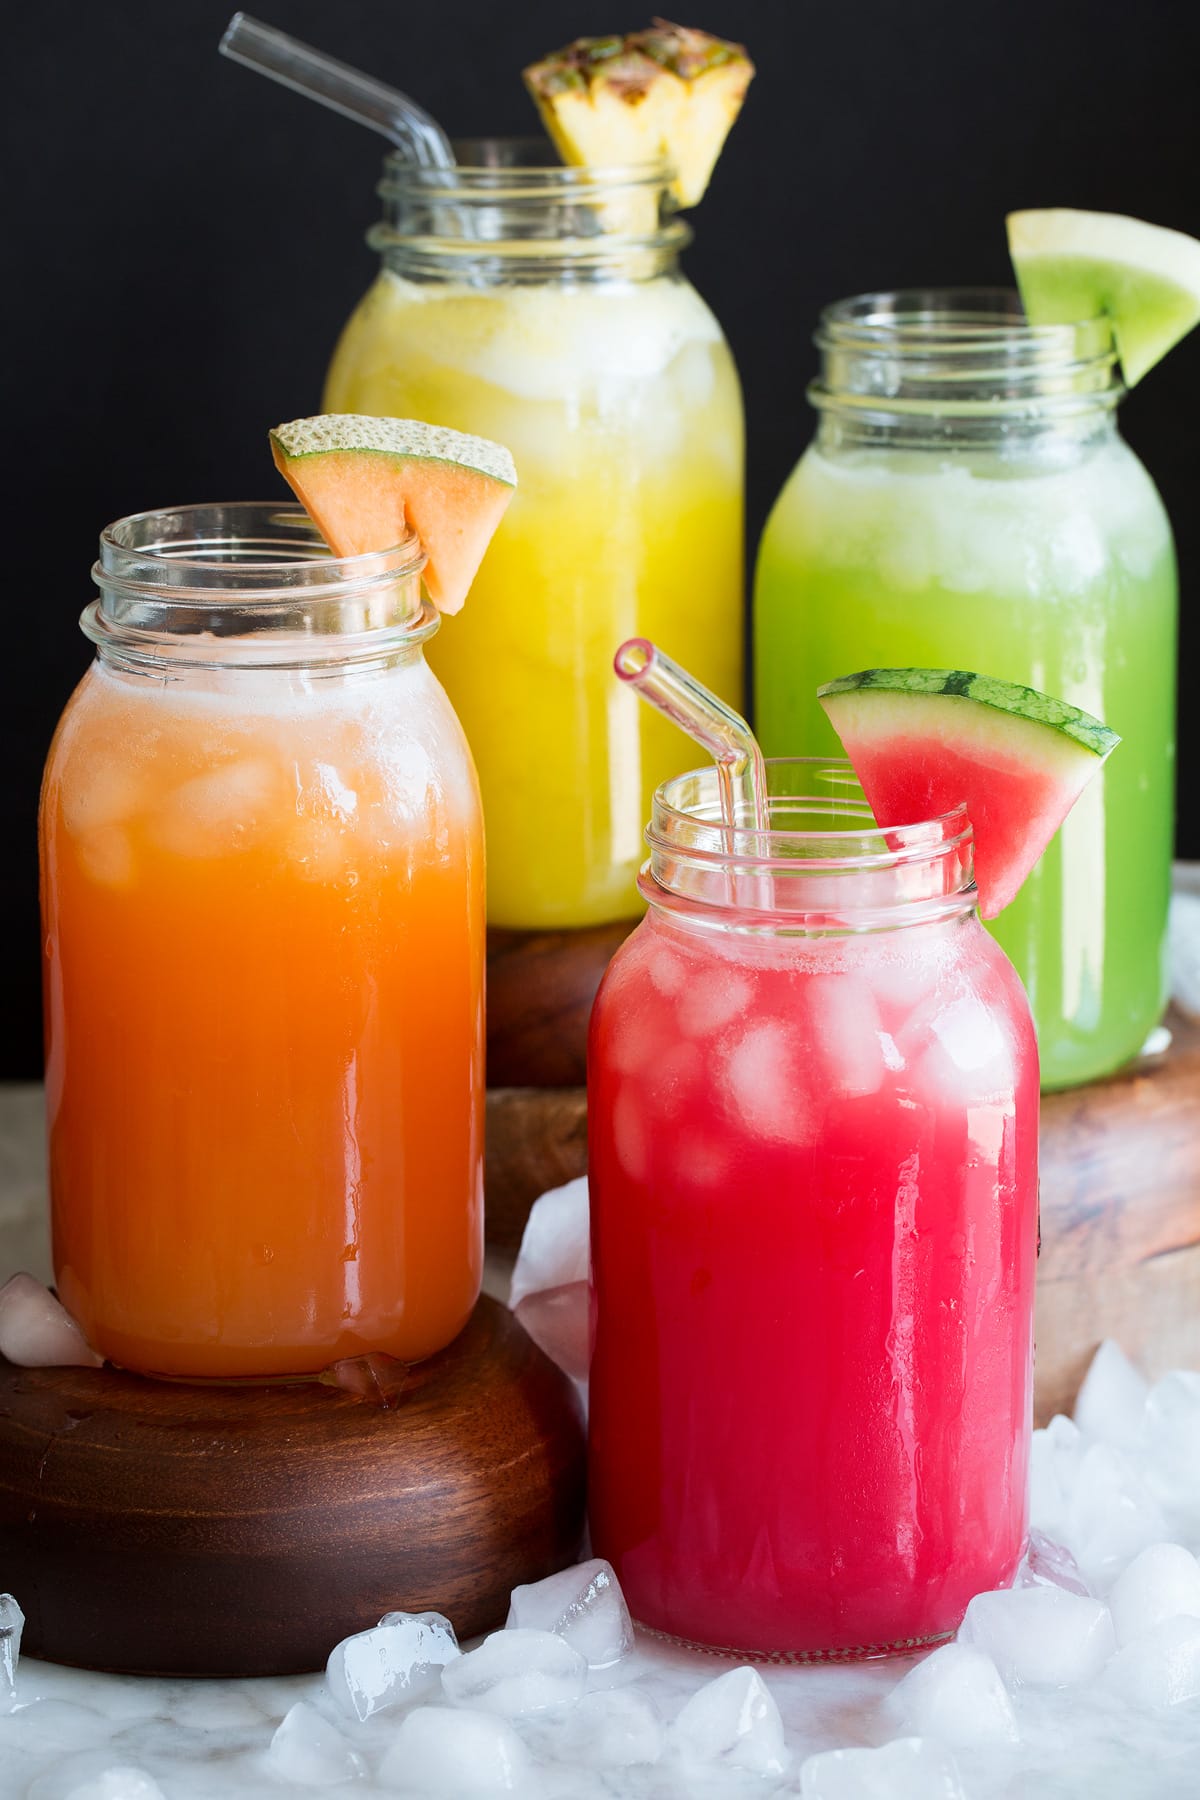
left=1007, top=208, right=1200, bottom=386
left=270, top=415, right=517, bottom=490
left=816, top=668, right=1120, bottom=760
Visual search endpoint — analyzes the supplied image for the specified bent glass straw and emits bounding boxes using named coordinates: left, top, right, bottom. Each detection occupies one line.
left=613, top=638, right=769, bottom=844
left=220, top=13, right=455, bottom=168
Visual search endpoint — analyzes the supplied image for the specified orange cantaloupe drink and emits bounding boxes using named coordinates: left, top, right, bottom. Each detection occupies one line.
left=41, top=653, right=485, bottom=1379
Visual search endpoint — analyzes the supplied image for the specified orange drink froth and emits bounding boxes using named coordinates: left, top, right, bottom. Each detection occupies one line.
left=41, top=654, right=484, bottom=1379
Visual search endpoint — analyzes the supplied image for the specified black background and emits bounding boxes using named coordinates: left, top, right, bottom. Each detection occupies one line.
left=4, top=0, right=1198, bottom=1077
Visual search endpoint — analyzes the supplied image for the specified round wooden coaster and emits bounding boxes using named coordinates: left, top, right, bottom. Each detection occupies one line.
left=0, top=1296, right=586, bottom=1677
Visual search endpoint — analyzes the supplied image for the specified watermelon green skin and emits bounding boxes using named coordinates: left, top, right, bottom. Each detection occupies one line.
left=817, top=668, right=1120, bottom=920
left=1007, top=208, right=1200, bottom=386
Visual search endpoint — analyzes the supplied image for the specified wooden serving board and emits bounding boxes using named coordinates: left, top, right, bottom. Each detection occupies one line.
left=0, top=1297, right=586, bottom=1677
left=484, top=1008, right=1200, bottom=1425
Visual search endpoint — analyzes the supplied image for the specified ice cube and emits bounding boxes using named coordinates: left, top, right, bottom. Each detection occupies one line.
left=319, top=1353, right=411, bottom=1407
left=799, top=1736, right=966, bottom=1799
left=266, top=1701, right=364, bottom=1786
left=1142, top=1371, right=1200, bottom=1512
left=516, top=1285, right=590, bottom=1382
left=723, top=1021, right=810, bottom=1144
left=888, top=1641, right=1018, bottom=1747
left=1102, top=1614, right=1200, bottom=1709
left=806, top=974, right=885, bottom=1097
left=1108, top=1543, right=1200, bottom=1646
left=27, top=1761, right=166, bottom=1800
left=611, top=1086, right=649, bottom=1181
left=1073, top=1339, right=1149, bottom=1451
left=441, top=1628, right=587, bottom=1716
left=510, top=1178, right=588, bottom=1309
left=1028, top=1413, right=1084, bottom=1541
left=62, top=766, right=147, bottom=836
left=676, top=970, right=752, bottom=1039
left=1014, top=1530, right=1094, bottom=1597
left=671, top=1666, right=789, bottom=1777
left=153, top=758, right=281, bottom=858
left=912, top=994, right=1014, bottom=1101
left=76, top=827, right=136, bottom=891
left=958, top=1586, right=1115, bottom=1686
left=648, top=948, right=687, bottom=996
left=0, top=1700, right=115, bottom=1755
left=509, top=1177, right=590, bottom=1379
left=556, top=1687, right=664, bottom=1767
left=0, top=1274, right=103, bottom=1368
left=377, top=1704, right=540, bottom=1795
left=326, top=1611, right=460, bottom=1720
left=1066, top=1441, right=1168, bottom=1582
left=1169, top=891, right=1200, bottom=1020
left=505, top=1559, right=633, bottom=1669
left=1, top=1593, right=23, bottom=1709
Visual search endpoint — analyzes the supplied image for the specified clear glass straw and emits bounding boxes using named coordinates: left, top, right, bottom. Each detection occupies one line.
left=614, top=638, right=769, bottom=844
left=219, top=13, right=455, bottom=167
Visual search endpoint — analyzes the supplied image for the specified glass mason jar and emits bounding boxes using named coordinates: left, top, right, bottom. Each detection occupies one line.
left=753, top=291, right=1177, bottom=1092
left=588, top=761, right=1039, bottom=1658
left=40, top=505, right=484, bottom=1380
left=325, top=141, right=744, bottom=929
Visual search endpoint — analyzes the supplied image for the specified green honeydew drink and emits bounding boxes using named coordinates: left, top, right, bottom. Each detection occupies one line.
left=754, top=282, right=1179, bottom=1089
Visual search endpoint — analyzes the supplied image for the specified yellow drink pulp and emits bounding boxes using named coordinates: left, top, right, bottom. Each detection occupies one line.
left=325, top=269, right=744, bottom=928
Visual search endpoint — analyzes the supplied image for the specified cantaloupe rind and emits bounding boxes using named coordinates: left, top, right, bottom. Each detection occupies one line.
left=1008, top=208, right=1200, bottom=386
left=270, top=415, right=516, bottom=616
left=271, top=416, right=516, bottom=490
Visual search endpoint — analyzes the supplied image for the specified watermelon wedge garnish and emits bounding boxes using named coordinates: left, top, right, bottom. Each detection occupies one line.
left=270, top=415, right=516, bottom=615
left=817, top=669, right=1120, bottom=919
left=1007, top=208, right=1200, bottom=387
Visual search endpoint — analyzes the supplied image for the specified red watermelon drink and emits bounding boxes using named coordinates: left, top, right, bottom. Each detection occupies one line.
left=588, top=761, right=1039, bottom=1656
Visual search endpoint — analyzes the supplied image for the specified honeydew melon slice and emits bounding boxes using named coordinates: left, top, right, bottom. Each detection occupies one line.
left=270, top=415, right=516, bottom=615
left=1007, top=208, right=1200, bottom=386
left=817, top=668, right=1120, bottom=919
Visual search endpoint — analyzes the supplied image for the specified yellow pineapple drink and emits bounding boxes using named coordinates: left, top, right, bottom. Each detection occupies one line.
left=326, top=25, right=752, bottom=928
left=327, top=211, right=742, bottom=926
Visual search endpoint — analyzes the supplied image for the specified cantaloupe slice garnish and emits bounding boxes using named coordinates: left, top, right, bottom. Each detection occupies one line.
left=270, top=415, right=517, bottom=615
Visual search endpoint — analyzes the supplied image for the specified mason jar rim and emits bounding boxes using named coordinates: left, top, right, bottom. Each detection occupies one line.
left=85, top=502, right=434, bottom=673
left=380, top=135, right=676, bottom=202
left=815, top=287, right=1114, bottom=354
left=94, top=502, right=425, bottom=606
left=649, top=758, right=973, bottom=872
left=809, top=287, right=1120, bottom=423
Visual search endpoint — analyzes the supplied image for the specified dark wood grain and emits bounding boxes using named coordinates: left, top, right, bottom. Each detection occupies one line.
left=486, top=919, right=637, bottom=1088
left=484, top=1009, right=1200, bottom=1424
left=0, top=1297, right=586, bottom=1677
left=1036, top=1005, right=1200, bottom=1419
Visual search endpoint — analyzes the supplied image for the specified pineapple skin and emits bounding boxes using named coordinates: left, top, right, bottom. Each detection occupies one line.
left=524, top=21, right=754, bottom=208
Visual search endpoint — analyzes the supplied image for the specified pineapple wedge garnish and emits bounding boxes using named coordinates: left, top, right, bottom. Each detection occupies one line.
left=523, top=20, right=754, bottom=208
